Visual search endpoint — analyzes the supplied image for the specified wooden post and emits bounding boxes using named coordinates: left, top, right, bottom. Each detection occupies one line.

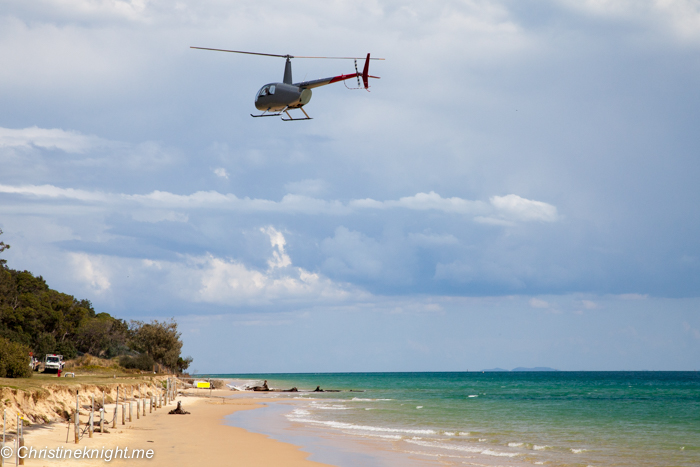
left=2, top=408, right=6, bottom=467
left=113, top=387, right=119, bottom=429
left=129, top=401, right=132, bottom=423
left=121, top=404, right=125, bottom=426
left=136, top=399, right=140, bottom=420
left=17, top=415, right=24, bottom=466
left=165, top=379, right=169, bottom=406
left=89, top=395, right=94, bottom=438
left=100, top=408, right=104, bottom=435
left=158, top=392, right=162, bottom=409
left=142, top=386, right=146, bottom=417
left=75, top=391, right=80, bottom=444
left=1, top=408, right=5, bottom=467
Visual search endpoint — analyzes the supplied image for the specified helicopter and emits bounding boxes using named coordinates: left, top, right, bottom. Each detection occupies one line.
left=191, top=47, right=383, bottom=121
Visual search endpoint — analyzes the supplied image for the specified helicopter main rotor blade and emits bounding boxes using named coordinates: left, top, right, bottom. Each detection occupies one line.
left=190, top=47, right=290, bottom=58
left=190, top=47, right=384, bottom=60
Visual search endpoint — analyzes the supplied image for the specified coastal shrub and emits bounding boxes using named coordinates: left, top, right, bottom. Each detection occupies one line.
left=129, top=319, right=188, bottom=372
left=119, top=353, right=155, bottom=371
left=0, top=336, right=33, bottom=378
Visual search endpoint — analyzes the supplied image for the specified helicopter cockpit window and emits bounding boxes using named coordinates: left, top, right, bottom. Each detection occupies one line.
left=269, top=85, right=276, bottom=95
left=260, top=86, right=269, bottom=96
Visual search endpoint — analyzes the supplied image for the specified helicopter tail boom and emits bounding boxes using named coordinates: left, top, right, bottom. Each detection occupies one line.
left=294, top=53, right=380, bottom=90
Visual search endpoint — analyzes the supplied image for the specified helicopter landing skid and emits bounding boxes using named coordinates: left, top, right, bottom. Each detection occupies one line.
left=250, top=110, right=282, bottom=117
left=281, top=108, right=312, bottom=121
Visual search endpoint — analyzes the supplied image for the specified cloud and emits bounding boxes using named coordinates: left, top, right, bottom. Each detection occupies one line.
left=70, top=252, right=111, bottom=293
left=0, top=182, right=559, bottom=225
left=0, top=126, right=109, bottom=153
left=350, top=191, right=487, bottom=214
left=490, top=194, right=559, bottom=222
left=58, top=226, right=361, bottom=307
left=163, top=227, right=359, bottom=305
left=213, top=167, right=229, bottom=179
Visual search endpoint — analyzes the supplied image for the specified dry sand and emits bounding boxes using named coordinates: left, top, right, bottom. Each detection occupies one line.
left=11, top=390, right=332, bottom=466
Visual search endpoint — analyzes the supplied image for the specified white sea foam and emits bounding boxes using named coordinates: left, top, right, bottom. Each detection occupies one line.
left=359, top=433, right=402, bottom=440
left=351, top=398, right=393, bottom=401
left=404, top=439, right=519, bottom=457
left=533, top=445, right=550, bottom=450
left=405, top=439, right=481, bottom=453
left=284, top=416, right=437, bottom=435
left=444, top=432, right=456, bottom=436
left=468, top=395, right=478, bottom=398
left=571, top=448, right=587, bottom=453
left=416, top=406, right=423, bottom=409
left=508, top=442, right=523, bottom=447
left=482, top=449, right=518, bottom=457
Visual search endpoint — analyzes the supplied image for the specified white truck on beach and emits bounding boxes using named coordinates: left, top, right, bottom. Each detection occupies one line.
left=44, top=354, right=65, bottom=372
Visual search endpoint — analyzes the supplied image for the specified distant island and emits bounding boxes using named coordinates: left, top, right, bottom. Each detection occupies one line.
left=481, top=367, right=559, bottom=372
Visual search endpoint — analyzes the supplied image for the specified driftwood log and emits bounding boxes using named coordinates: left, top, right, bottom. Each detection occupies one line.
left=169, top=401, right=190, bottom=415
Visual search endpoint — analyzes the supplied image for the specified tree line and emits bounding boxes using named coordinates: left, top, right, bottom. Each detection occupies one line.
left=0, top=229, right=192, bottom=378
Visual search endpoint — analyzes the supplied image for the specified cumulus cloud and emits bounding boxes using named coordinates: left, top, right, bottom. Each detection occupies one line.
left=162, top=227, right=358, bottom=305
left=70, top=252, right=112, bottom=293
left=59, top=227, right=360, bottom=307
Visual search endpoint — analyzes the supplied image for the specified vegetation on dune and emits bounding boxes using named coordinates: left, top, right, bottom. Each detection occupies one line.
left=0, top=336, right=33, bottom=378
left=0, top=229, right=192, bottom=377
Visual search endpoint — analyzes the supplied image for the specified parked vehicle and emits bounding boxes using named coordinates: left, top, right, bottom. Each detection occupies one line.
left=43, top=354, right=65, bottom=373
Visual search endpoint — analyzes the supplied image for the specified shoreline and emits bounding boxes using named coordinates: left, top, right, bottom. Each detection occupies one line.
left=14, top=388, right=333, bottom=466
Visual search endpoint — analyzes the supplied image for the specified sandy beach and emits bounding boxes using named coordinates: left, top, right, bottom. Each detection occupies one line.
left=13, top=389, right=332, bottom=467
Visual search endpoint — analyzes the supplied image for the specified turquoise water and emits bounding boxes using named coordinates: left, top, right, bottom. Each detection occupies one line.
left=211, top=372, right=700, bottom=466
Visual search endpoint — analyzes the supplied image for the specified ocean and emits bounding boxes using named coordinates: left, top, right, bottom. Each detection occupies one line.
left=209, top=372, right=700, bottom=466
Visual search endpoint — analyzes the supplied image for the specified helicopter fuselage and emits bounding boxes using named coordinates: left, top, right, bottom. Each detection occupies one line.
left=255, top=83, right=312, bottom=112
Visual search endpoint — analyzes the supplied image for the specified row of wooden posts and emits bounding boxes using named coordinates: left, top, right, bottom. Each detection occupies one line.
left=0, top=378, right=178, bottom=466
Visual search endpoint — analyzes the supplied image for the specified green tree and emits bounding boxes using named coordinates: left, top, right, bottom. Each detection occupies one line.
left=176, top=356, right=193, bottom=373
left=0, top=228, right=9, bottom=267
left=129, top=319, right=184, bottom=372
left=0, top=336, right=32, bottom=378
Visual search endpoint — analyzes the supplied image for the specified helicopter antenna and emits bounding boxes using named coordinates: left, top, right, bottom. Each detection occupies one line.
left=190, top=47, right=385, bottom=61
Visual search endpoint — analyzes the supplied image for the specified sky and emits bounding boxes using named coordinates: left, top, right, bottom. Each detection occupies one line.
left=1, top=0, right=699, bottom=372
